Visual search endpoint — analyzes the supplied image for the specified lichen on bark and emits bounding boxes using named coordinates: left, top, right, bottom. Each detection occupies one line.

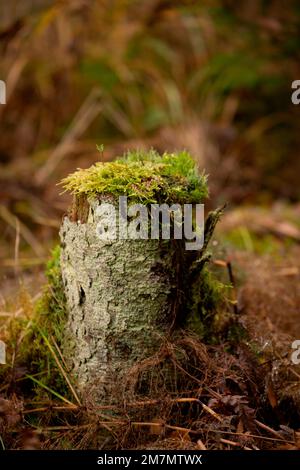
left=60, top=199, right=185, bottom=396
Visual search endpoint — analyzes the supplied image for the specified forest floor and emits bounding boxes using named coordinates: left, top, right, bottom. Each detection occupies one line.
left=1, top=202, right=300, bottom=450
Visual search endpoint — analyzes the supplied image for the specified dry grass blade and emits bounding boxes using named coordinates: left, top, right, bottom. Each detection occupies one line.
left=220, top=438, right=252, bottom=450
left=23, top=405, right=78, bottom=414
left=199, top=401, right=223, bottom=422
left=37, top=328, right=82, bottom=406
left=0, top=435, right=5, bottom=450
left=26, top=375, right=76, bottom=407
left=14, top=217, right=20, bottom=275
left=50, top=334, right=69, bottom=371
left=254, top=420, right=286, bottom=441
left=205, top=429, right=295, bottom=444
left=0, top=205, right=45, bottom=257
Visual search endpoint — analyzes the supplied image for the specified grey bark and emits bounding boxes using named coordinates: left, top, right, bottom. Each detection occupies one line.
left=60, top=197, right=183, bottom=400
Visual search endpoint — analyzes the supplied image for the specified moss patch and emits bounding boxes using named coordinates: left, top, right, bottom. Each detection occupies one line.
left=1, top=246, right=71, bottom=402
left=61, top=149, right=208, bottom=205
left=186, top=267, right=229, bottom=341
left=22, top=245, right=70, bottom=397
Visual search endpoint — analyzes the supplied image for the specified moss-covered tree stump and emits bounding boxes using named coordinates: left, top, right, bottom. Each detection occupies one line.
left=60, top=150, right=222, bottom=400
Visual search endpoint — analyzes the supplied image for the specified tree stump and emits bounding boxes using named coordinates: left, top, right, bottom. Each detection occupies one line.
left=59, top=150, right=219, bottom=400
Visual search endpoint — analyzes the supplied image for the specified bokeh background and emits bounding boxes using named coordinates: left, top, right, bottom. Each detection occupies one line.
left=1, top=0, right=300, bottom=285
left=2, top=2, right=300, bottom=452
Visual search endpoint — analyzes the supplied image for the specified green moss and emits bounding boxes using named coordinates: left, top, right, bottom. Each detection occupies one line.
left=186, top=267, right=230, bottom=342
left=226, top=322, right=248, bottom=345
left=2, top=246, right=71, bottom=401
left=179, top=205, right=231, bottom=342
left=61, top=149, right=208, bottom=205
left=22, top=246, right=69, bottom=397
left=37, top=245, right=67, bottom=345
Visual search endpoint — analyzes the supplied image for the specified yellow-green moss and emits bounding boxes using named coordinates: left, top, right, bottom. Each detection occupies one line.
left=61, top=149, right=208, bottom=205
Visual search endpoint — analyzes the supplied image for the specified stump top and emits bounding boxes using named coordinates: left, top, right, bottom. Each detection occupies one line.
left=61, top=149, right=208, bottom=206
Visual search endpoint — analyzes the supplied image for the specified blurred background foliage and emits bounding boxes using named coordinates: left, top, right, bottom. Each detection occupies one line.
left=0, top=0, right=300, bottom=267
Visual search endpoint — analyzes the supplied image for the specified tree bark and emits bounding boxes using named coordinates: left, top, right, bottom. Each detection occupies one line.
left=60, top=197, right=184, bottom=400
